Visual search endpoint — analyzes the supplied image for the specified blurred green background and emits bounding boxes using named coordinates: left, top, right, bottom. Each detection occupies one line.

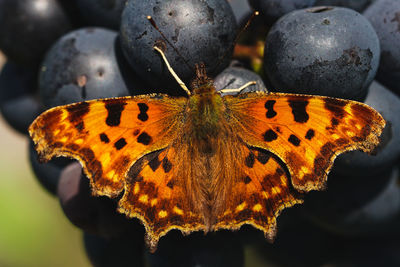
left=0, top=116, right=89, bottom=266
left=0, top=51, right=89, bottom=266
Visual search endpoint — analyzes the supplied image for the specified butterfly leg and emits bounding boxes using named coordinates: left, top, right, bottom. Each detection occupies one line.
left=218, top=81, right=258, bottom=94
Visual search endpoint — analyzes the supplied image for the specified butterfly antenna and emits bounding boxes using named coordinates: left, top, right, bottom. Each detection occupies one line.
left=147, top=16, right=194, bottom=73
left=153, top=44, right=191, bottom=96
left=212, top=11, right=259, bottom=73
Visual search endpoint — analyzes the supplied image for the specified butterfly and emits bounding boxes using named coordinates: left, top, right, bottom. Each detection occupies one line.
left=29, top=45, right=385, bottom=252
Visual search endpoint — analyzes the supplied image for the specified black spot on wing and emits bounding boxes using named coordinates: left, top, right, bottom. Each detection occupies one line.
left=137, top=103, right=149, bottom=122
left=105, top=100, right=126, bottom=126
left=137, top=132, right=152, bottom=145
left=133, top=129, right=140, bottom=136
left=148, top=155, right=161, bottom=172
left=137, top=113, right=149, bottom=122
left=75, top=121, right=84, bottom=132
left=67, top=102, right=90, bottom=123
left=275, top=167, right=284, bottom=176
left=100, top=133, right=110, bottom=143
left=324, top=98, right=346, bottom=119
left=256, top=150, right=271, bottom=164
left=114, top=138, right=127, bottom=150
left=288, top=99, right=309, bottom=123
left=305, top=129, right=315, bottom=140
left=288, top=134, right=301, bottom=146
left=263, top=129, right=278, bottom=142
left=331, top=117, right=339, bottom=127
left=265, top=100, right=277, bottom=118
left=166, top=180, right=174, bottom=189
left=245, top=153, right=255, bottom=168
left=243, top=176, right=252, bottom=184
left=162, top=158, right=172, bottom=173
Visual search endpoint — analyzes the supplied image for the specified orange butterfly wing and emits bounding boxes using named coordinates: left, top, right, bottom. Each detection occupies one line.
left=213, top=146, right=303, bottom=241
left=29, top=95, right=186, bottom=197
left=119, top=146, right=206, bottom=252
left=118, top=139, right=303, bottom=250
left=117, top=129, right=302, bottom=250
left=225, top=92, right=385, bottom=192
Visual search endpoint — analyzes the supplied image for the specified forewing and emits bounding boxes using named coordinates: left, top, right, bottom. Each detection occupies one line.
left=29, top=95, right=186, bottom=197
left=225, top=92, right=385, bottom=192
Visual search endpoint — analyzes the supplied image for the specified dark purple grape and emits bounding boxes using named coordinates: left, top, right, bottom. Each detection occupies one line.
left=0, top=62, right=36, bottom=96
left=57, top=0, right=84, bottom=27
left=0, top=0, right=72, bottom=67
left=245, top=214, right=337, bottom=266
left=29, top=141, right=72, bottom=195
left=364, top=0, right=400, bottom=95
left=264, top=6, right=380, bottom=101
left=314, top=0, right=375, bottom=12
left=57, top=162, right=100, bottom=232
left=120, top=0, right=237, bottom=94
left=214, top=66, right=266, bottom=95
left=57, top=162, right=141, bottom=237
left=334, top=81, right=400, bottom=177
left=248, top=0, right=316, bottom=23
left=147, top=231, right=244, bottom=267
left=0, top=62, right=42, bottom=134
left=265, top=217, right=400, bottom=266
left=75, top=0, right=127, bottom=30
left=1, top=95, right=40, bottom=134
left=303, top=166, right=400, bottom=237
left=84, top=233, right=144, bottom=267
left=39, top=28, right=146, bottom=108
left=322, top=238, right=400, bottom=266
left=228, top=0, right=253, bottom=24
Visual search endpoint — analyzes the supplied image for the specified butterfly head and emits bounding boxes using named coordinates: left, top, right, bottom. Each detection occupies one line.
left=190, top=63, right=216, bottom=95
left=186, top=63, right=225, bottom=141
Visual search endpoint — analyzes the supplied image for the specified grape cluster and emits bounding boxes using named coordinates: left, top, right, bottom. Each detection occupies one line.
left=0, top=0, right=400, bottom=266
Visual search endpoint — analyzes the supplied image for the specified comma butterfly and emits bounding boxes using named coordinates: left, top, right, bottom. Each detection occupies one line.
left=29, top=45, right=385, bottom=252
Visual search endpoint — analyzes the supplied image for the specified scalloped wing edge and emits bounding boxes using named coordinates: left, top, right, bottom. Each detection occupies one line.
left=240, top=92, right=386, bottom=193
